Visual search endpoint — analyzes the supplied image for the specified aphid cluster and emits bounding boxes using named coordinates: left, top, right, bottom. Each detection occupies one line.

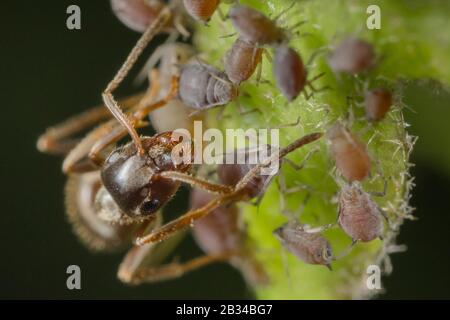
left=37, top=1, right=396, bottom=285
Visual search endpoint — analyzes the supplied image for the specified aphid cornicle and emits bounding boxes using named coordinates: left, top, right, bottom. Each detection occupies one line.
left=274, top=220, right=334, bottom=269
left=229, top=5, right=287, bottom=45
left=326, top=122, right=371, bottom=182
left=224, top=38, right=264, bottom=85
left=190, top=188, right=268, bottom=286
left=364, top=88, right=393, bottom=122
left=178, top=61, right=239, bottom=110
left=338, top=183, right=384, bottom=242
left=273, top=45, right=307, bottom=101
left=328, top=37, right=375, bottom=74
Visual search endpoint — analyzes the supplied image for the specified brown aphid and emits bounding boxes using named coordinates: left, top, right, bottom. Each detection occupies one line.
left=190, top=188, right=268, bottom=285
left=273, top=45, right=307, bottom=101
left=229, top=5, right=287, bottom=45
left=364, top=88, right=393, bottom=122
left=339, top=183, right=384, bottom=242
left=110, top=0, right=167, bottom=33
left=328, top=37, right=375, bottom=74
left=178, top=61, right=239, bottom=110
left=182, top=0, right=220, bottom=22
left=274, top=220, right=333, bottom=269
left=327, top=122, right=371, bottom=182
left=65, top=171, right=138, bottom=251
left=99, top=131, right=192, bottom=224
left=224, top=38, right=264, bottom=84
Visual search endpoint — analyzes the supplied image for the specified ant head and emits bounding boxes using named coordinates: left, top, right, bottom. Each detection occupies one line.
left=100, top=132, right=192, bottom=221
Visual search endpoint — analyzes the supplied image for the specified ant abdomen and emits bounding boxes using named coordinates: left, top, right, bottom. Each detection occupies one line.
left=101, top=132, right=191, bottom=219
left=338, top=183, right=384, bottom=242
left=179, top=62, right=239, bottom=110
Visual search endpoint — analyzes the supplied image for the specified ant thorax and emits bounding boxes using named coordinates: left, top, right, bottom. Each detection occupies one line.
left=339, top=183, right=384, bottom=242
left=99, top=132, right=192, bottom=223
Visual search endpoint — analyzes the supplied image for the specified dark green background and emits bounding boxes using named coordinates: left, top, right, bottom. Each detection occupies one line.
left=1, top=1, right=449, bottom=299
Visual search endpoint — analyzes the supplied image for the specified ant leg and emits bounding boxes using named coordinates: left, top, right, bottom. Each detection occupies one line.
left=62, top=119, right=121, bottom=173
left=119, top=251, right=236, bottom=284
left=102, top=7, right=172, bottom=155
left=159, top=171, right=234, bottom=195
left=88, top=73, right=177, bottom=166
left=135, top=189, right=247, bottom=245
left=63, top=72, right=170, bottom=173
left=37, top=94, right=144, bottom=156
left=136, top=133, right=323, bottom=246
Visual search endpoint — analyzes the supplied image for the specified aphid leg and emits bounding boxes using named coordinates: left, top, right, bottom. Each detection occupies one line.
left=333, top=240, right=357, bottom=260
left=219, top=32, right=237, bottom=39
left=102, top=7, right=172, bottom=155
left=173, top=14, right=191, bottom=39
left=273, top=0, right=297, bottom=22
left=369, top=178, right=388, bottom=198
left=133, top=44, right=166, bottom=86
left=37, top=94, right=144, bottom=156
left=283, top=147, right=319, bottom=171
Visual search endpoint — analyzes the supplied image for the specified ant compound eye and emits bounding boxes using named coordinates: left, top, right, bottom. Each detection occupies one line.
left=140, top=199, right=161, bottom=215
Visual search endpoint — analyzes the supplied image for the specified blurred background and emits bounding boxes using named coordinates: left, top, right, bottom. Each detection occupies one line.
left=1, top=1, right=449, bottom=299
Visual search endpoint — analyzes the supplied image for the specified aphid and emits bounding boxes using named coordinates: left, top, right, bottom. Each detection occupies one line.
left=190, top=189, right=268, bottom=285
left=364, top=88, right=393, bottom=122
left=178, top=60, right=239, bottom=110
left=229, top=4, right=287, bottom=45
left=65, top=171, right=138, bottom=251
left=274, top=220, right=333, bottom=269
left=110, top=0, right=189, bottom=36
left=328, top=37, right=375, bottom=74
left=338, top=183, right=385, bottom=242
left=111, top=0, right=166, bottom=33
left=182, top=0, right=220, bottom=22
left=224, top=37, right=264, bottom=85
left=326, top=122, right=371, bottom=182
left=273, top=45, right=307, bottom=101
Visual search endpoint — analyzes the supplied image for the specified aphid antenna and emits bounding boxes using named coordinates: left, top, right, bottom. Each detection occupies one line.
left=273, top=0, right=297, bottom=23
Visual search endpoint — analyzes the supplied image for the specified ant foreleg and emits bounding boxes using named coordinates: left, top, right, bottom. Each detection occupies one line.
left=102, top=7, right=172, bottom=155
